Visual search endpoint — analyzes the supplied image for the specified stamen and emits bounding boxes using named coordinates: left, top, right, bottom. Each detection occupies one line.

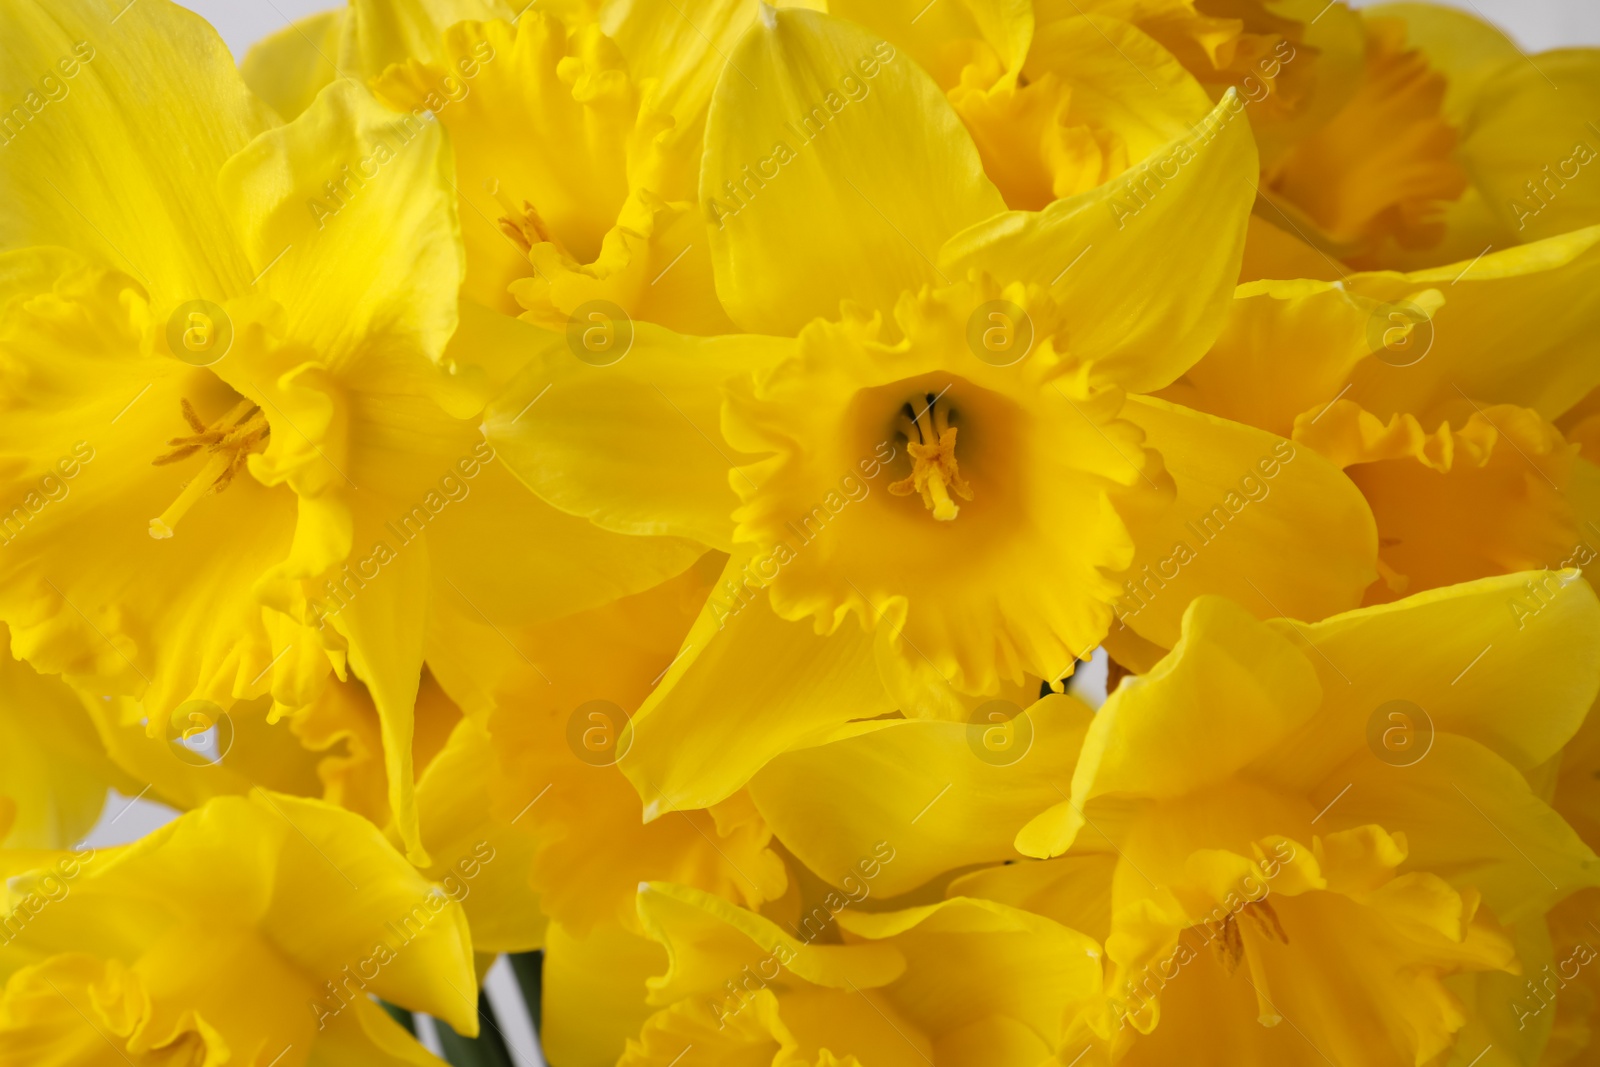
left=149, top=398, right=270, bottom=539
left=1241, top=899, right=1288, bottom=944
left=1206, top=914, right=1245, bottom=976
left=889, top=392, right=973, bottom=521
left=486, top=178, right=566, bottom=257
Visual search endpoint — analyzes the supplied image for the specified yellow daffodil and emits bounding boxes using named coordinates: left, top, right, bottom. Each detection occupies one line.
left=1001, top=572, right=1600, bottom=1064
left=1163, top=229, right=1600, bottom=605
left=742, top=572, right=1600, bottom=1062
left=12, top=3, right=1600, bottom=1065
left=745, top=690, right=1097, bottom=900
left=0, top=0, right=699, bottom=862
left=832, top=0, right=1228, bottom=212
left=1240, top=3, right=1600, bottom=273
left=486, top=4, right=1377, bottom=815
left=0, top=791, right=478, bottom=1066
left=241, top=0, right=513, bottom=125
left=77, top=666, right=471, bottom=856
left=619, top=879, right=1102, bottom=1066
left=368, top=9, right=740, bottom=332
left=415, top=558, right=791, bottom=1065
left=249, top=0, right=765, bottom=330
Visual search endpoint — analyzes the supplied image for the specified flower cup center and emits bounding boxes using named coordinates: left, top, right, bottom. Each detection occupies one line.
left=889, top=392, right=973, bottom=522
left=148, top=397, right=270, bottom=539
left=487, top=179, right=570, bottom=259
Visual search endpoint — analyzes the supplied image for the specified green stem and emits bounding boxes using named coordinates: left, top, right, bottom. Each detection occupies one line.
left=436, top=991, right=515, bottom=1067
left=379, top=1000, right=416, bottom=1035
left=507, top=950, right=544, bottom=1035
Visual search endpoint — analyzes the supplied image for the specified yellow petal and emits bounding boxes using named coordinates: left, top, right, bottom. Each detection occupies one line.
left=1445, top=915, right=1558, bottom=1067
left=1, top=792, right=479, bottom=1038
left=1454, top=46, right=1600, bottom=243
left=1297, top=400, right=1584, bottom=603
left=830, top=0, right=1033, bottom=87
left=1112, top=395, right=1378, bottom=649
left=1019, top=596, right=1321, bottom=858
left=342, top=0, right=515, bottom=78
left=619, top=987, right=818, bottom=1066
left=702, top=7, right=1006, bottom=332
left=424, top=438, right=706, bottom=623
left=747, top=694, right=1094, bottom=896
left=1257, top=570, right=1600, bottom=785
left=542, top=919, right=664, bottom=1067
left=319, top=504, right=431, bottom=864
left=601, top=0, right=827, bottom=141
left=436, top=560, right=789, bottom=941
left=0, top=638, right=134, bottom=849
left=371, top=15, right=677, bottom=317
left=305, top=994, right=448, bottom=1066
left=247, top=792, right=479, bottom=1035
left=0, top=0, right=270, bottom=302
left=948, top=852, right=1117, bottom=944
left=1371, top=2, right=1523, bottom=125
left=837, top=896, right=1103, bottom=1060
left=218, top=79, right=462, bottom=367
left=1157, top=278, right=1373, bottom=440
left=1237, top=214, right=1346, bottom=284
left=1263, top=14, right=1470, bottom=266
left=1085, top=598, right=1322, bottom=799
left=1328, top=733, right=1599, bottom=924
left=947, top=14, right=1212, bottom=211
left=411, top=715, right=547, bottom=953
left=636, top=881, right=905, bottom=1006
left=941, top=91, right=1259, bottom=393
left=1172, top=229, right=1600, bottom=436
left=240, top=9, right=345, bottom=122
left=482, top=316, right=792, bottom=550
left=623, top=562, right=895, bottom=816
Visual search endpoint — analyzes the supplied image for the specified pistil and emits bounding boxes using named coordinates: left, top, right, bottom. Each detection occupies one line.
left=890, top=392, right=973, bottom=521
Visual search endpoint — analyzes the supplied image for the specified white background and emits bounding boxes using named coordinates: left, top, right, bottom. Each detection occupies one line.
left=185, top=0, right=1600, bottom=59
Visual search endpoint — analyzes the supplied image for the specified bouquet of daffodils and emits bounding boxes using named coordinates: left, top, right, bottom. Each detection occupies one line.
left=2, top=0, right=1600, bottom=1064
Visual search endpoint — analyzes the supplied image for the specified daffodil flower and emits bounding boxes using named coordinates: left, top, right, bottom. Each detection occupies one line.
left=0, top=0, right=698, bottom=862
left=1002, top=573, right=1600, bottom=1062
left=619, top=879, right=1102, bottom=1066
left=1245, top=3, right=1600, bottom=273
left=830, top=0, right=1230, bottom=211
left=699, top=569, right=1600, bottom=1062
left=248, top=0, right=759, bottom=332
left=0, top=791, right=479, bottom=1066
left=1163, top=228, right=1600, bottom=604
left=486, top=5, right=1377, bottom=815
left=414, top=558, right=791, bottom=1065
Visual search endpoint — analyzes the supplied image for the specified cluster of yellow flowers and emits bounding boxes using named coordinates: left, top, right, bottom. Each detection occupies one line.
left=3, top=0, right=1600, bottom=1063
